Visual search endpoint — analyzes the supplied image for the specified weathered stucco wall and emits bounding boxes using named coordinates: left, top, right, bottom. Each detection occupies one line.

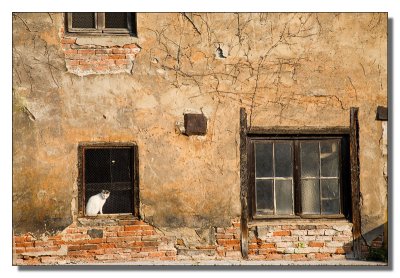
left=12, top=13, right=387, bottom=256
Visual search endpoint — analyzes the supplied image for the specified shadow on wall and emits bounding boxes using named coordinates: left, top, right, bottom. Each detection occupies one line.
left=358, top=223, right=388, bottom=262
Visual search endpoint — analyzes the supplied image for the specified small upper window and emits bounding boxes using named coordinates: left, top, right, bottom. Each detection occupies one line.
left=67, top=12, right=136, bottom=36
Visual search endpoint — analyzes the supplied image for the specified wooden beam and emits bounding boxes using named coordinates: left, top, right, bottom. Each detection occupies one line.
left=239, top=107, right=249, bottom=259
left=248, top=126, right=350, bottom=135
left=350, top=107, right=362, bottom=258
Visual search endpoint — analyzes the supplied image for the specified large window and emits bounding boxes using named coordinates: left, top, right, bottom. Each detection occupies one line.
left=78, top=144, right=139, bottom=216
left=67, top=12, right=136, bottom=35
left=249, top=136, right=350, bottom=219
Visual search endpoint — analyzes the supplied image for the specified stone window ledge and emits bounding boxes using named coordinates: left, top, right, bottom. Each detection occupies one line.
left=65, top=35, right=139, bottom=47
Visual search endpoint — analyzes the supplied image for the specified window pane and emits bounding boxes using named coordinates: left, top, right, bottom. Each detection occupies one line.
left=102, top=189, right=133, bottom=214
left=275, top=143, right=292, bottom=177
left=275, top=179, right=294, bottom=215
left=322, top=199, right=340, bottom=214
left=301, top=179, right=320, bottom=214
left=300, top=142, right=320, bottom=177
left=255, top=143, right=273, bottom=177
left=85, top=148, right=111, bottom=183
left=111, top=148, right=132, bottom=182
left=72, top=12, right=95, bottom=28
left=105, top=12, right=128, bottom=28
left=256, top=179, right=274, bottom=213
left=321, top=179, right=340, bottom=199
left=321, top=141, right=339, bottom=177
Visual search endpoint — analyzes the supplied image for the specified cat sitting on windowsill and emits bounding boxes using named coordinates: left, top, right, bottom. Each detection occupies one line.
left=85, top=190, right=110, bottom=216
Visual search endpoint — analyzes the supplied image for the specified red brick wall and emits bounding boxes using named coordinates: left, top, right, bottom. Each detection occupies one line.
left=248, top=223, right=354, bottom=261
left=13, top=219, right=176, bottom=265
left=14, top=218, right=365, bottom=265
left=60, top=28, right=141, bottom=76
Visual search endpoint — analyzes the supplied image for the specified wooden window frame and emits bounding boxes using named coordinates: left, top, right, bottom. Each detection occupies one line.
left=247, top=134, right=351, bottom=221
left=66, top=12, right=137, bottom=36
left=77, top=142, right=140, bottom=218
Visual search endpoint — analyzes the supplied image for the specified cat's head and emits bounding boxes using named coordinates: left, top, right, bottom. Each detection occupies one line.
left=101, top=190, right=110, bottom=199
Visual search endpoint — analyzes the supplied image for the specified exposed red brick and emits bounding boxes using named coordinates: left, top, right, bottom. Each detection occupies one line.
left=13, top=247, right=26, bottom=254
left=140, top=246, right=158, bottom=252
left=68, top=244, right=98, bottom=251
left=99, top=243, right=116, bottom=249
left=291, top=254, right=307, bottom=261
left=124, top=225, right=153, bottom=231
left=259, top=243, right=276, bottom=248
left=15, top=242, right=34, bottom=248
left=165, top=251, right=177, bottom=256
left=308, top=241, right=324, bottom=247
left=335, top=247, right=346, bottom=254
left=61, top=38, right=76, bottom=44
left=112, top=48, right=128, bottom=54
left=273, top=230, right=291, bottom=236
left=77, top=49, right=95, bottom=55
left=216, top=234, right=234, bottom=239
left=217, top=239, right=240, bottom=246
left=315, top=253, right=332, bottom=260
left=106, top=236, right=141, bottom=243
left=148, top=251, right=166, bottom=257
left=265, top=253, right=284, bottom=260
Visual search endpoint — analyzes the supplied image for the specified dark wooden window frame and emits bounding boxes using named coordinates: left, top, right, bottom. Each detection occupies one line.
left=66, top=12, right=137, bottom=36
left=77, top=142, right=140, bottom=218
left=248, top=134, right=351, bottom=220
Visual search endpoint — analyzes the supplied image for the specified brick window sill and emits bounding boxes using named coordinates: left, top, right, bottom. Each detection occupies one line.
left=77, top=214, right=138, bottom=226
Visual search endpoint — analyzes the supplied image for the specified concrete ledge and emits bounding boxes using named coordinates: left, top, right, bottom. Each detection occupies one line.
left=49, top=260, right=387, bottom=266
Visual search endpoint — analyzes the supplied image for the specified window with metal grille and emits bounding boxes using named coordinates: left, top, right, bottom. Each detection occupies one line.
left=248, top=136, right=351, bottom=219
left=67, top=12, right=136, bottom=36
left=78, top=144, right=139, bottom=216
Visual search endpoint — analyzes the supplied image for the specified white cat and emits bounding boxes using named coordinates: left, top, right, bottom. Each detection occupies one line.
left=85, top=190, right=110, bottom=216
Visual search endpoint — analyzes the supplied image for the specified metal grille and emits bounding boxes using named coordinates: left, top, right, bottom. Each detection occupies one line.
left=84, top=147, right=133, bottom=214
left=71, top=12, right=95, bottom=28
left=105, top=12, right=128, bottom=28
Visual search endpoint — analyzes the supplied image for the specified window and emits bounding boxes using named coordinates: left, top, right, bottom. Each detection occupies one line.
left=67, top=12, right=136, bottom=35
left=249, top=136, right=350, bottom=219
left=78, top=144, right=139, bottom=216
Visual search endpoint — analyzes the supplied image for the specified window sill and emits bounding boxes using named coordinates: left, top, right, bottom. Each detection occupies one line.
left=248, top=217, right=351, bottom=227
left=77, top=214, right=137, bottom=226
left=65, top=34, right=139, bottom=47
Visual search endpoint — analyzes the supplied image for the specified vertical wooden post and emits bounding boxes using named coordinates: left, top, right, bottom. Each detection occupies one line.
left=350, top=107, right=362, bottom=258
left=239, top=108, right=249, bottom=259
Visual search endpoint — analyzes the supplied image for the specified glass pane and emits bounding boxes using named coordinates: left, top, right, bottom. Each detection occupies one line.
left=321, top=179, right=340, bottom=199
left=301, top=179, right=320, bottom=214
left=255, top=143, right=273, bottom=177
left=322, top=199, right=340, bottom=214
left=85, top=149, right=111, bottom=183
left=321, top=141, right=339, bottom=177
left=275, top=143, right=293, bottom=177
left=72, top=13, right=95, bottom=28
left=105, top=12, right=128, bottom=28
left=275, top=179, right=294, bottom=215
left=256, top=179, right=274, bottom=213
left=111, top=148, right=132, bottom=182
left=300, top=142, right=320, bottom=177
